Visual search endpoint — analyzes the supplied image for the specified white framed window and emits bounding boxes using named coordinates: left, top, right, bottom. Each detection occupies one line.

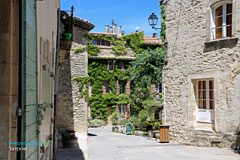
left=196, top=80, right=215, bottom=123
left=211, top=2, right=232, bottom=39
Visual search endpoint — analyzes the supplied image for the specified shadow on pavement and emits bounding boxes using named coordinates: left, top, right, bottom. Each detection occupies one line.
left=88, top=133, right=97, bottom=137
left=56, top=135, right=85, bottom=160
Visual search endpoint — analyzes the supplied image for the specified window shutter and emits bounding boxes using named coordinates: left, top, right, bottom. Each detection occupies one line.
left=102, top=81, right=106, bottom=95
left=126, top=80, right=130, bottom=95
left=117, top=80, right=120, bottom=95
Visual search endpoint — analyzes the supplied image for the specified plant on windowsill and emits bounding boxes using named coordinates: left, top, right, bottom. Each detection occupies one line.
left=61, top=130, right=78, bottom=148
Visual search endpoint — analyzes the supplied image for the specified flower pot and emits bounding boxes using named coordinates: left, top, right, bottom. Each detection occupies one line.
left=62, top=138, right=78, bottom=148
left=63, top=33, right=72, bottom=41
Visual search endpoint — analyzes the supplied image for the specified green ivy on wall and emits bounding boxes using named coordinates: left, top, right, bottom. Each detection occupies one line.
left=161, top=4, right=166, bottom=42
left=86, top=32, right=146, bottom=56
left=88, top=59, right=131, bottom=120
left=119, top=32, right=145, bottom=55
left=72, top=76, right=89, bottom=99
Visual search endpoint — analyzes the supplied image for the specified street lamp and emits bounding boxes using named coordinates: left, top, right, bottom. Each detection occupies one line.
left=148, top=13, right=161, bottom=30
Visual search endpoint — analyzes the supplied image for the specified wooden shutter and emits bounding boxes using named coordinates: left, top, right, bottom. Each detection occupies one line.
left=102, top=81, right=106, bottom=95
left=226, top=4, right=232, bottom=37
left=126, top=80, right=130, bottom=95
left=215, top=5, right=223, bottom=39
left=117, top=80, right=120, bottom=95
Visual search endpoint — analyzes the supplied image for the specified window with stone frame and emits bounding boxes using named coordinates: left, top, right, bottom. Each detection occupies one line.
left=211, top=2, right=232, bottom=39
left=196, top=80, right=215, bottom=123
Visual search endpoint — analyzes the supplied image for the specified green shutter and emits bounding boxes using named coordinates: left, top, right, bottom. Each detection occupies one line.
left=21, top=0, right=39, bottom=159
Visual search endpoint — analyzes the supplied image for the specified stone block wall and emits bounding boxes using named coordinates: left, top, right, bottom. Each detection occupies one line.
left=162, top=0, right=240, bottom=147
left=57, top=42, right=88, bottom=134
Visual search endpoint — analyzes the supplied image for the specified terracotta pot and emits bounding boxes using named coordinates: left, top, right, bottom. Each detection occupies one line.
left=62, top=138, right=78, bottom=148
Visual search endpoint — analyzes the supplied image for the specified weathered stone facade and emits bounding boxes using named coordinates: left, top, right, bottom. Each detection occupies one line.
left=57, top=43, right=88, bottom=133
left=0, top=1, right=19, bottom=159
left=162, top=0, right=240, bottom=148
left=57, top=15, right=94, bottom=134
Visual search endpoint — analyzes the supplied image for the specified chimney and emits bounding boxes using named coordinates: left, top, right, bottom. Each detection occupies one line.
left=105, top=25, right=109, bottom=33
left=153, top=33, right=157, bottom=38
left=110, top=27, right=113, bottom=33
left=118, top=26, right=122, bottom=35
left=112, top=24, right=117, bottom=34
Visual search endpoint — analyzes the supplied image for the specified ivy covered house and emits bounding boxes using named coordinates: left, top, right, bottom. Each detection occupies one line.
left=87, top=22, right=162, bottom=121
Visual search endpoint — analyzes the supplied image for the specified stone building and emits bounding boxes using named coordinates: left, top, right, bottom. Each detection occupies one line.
left=0, top=0, right=60, bottom=159
left=88, top=22, right=162, bottom=121
left=57, top=12, right=94, bottom=134
left=161, top=0, right=240, bottom=148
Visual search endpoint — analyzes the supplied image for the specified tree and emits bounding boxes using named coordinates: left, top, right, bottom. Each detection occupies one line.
left=128, top=47, right=165, bottom=115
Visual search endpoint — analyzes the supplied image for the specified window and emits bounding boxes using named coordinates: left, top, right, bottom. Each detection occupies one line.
left=120, top=82, right=125, bottom=94
left=119, top=62, right=125, bottom=70
left=196, top=80, right=215, bottom=122
left=119, top=104, right=126, bottom=116
left=212, top=3, right=232, bottom=39
left=108, top=61, right=113, bottom=70
left=92, top=40, right=110, bottom=46
left=106, top=82, right=110, bottom=93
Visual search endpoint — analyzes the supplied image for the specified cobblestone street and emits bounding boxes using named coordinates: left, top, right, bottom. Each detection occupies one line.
left=88, top=127, right=240, bottom=160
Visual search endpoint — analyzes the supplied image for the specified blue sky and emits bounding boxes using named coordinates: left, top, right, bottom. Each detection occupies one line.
left=60, top=0, right=162, bottom=36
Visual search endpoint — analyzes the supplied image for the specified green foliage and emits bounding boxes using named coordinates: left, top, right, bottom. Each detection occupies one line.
left=88, top=44, right=100, bottom=56
left=88, top=59, right=131, bottom=120
left=129, top=47, right=164, bottom=116
left=117, top=94, right=130, bottom=105
left=112, top=41, right=127, bottom=55
left=153, top=121, right=161, bottom=130
left=72, top=76, right=89, bottom=99
left=161, top=4, right=166, bottom=41
left=72, top=47, right=87, bottom=53
left=110, top=111, right=124, bottom=125
left=129, top=47, right=164, bottom=85
left=86, top=34, right=116, bottom=44
left=86, top=32, right=145, bottom=56
left=119, top=119, right=127, bottom=125
left=120, top=32, right=145, bottom=55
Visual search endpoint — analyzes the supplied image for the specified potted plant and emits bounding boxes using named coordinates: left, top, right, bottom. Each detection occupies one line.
left=61, top=130, right=78, bottom=148
left=153, top=121, right=161, bottom=139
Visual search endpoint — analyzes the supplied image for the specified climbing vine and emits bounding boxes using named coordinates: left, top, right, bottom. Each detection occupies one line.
left=86, top=32, right=146, bottom=56
left=72, top=76, right=89, bottom=99
left=119, top=32, right=145, bottom=55
left=160, top=4, right=166, bottom=42
left=88, top=59, right=131, bottom=120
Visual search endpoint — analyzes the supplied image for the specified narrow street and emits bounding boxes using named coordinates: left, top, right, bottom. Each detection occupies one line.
left=88, top=127, right=240, bottom=160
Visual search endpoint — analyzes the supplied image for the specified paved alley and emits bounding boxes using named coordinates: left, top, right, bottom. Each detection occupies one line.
left=88, top=127, right=240, bottom=160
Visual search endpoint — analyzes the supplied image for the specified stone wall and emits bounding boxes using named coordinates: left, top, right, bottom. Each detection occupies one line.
left=0, top=0, right=19, bottom=159
left=162, top=0, right=240, bottom=147
left=57, top=42, right=88, bottom=133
